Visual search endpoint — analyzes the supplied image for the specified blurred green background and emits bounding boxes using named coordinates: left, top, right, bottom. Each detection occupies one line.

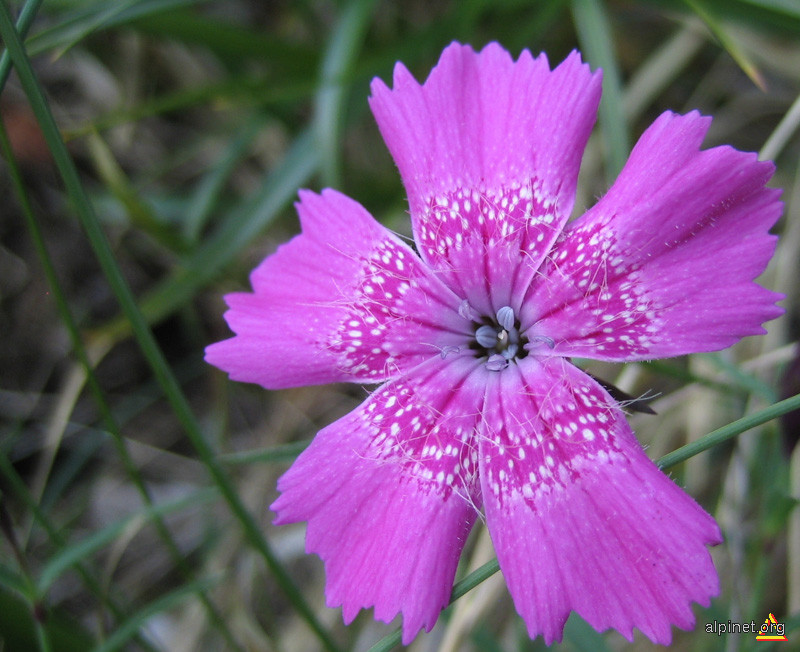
left=1, top=0, right=799, bottom=650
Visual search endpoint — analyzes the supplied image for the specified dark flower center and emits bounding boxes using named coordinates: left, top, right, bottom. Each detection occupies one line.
left=470, top=305, right=529, bottom=371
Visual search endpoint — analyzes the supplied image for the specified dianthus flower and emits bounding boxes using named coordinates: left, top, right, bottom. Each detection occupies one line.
left=206, top=43, right=782, bottom=645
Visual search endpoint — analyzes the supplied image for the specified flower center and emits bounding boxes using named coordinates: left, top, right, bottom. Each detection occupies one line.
left=471, top=305, right=529, bottom=371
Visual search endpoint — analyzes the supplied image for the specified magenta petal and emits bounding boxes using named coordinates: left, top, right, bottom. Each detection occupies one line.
left=205, top=189, right=468, bottom=388
left=369, top=43, right=601, bottom=312
left=271, top=358, right=485, bottom=643
left=479, top=358, right=721, bottom=644
left=526, top=111, right=783, bottom=360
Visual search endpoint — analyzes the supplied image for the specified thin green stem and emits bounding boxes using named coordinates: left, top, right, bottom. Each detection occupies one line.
left=0, top=451, right=160, bottom=652
left=657, top=391, right=800, bottom=471
left=367, top=392, right=800, bottom=651
left=0, top=110, right=244, bottom=652
left=0, top=0, right=42, bottom=91
left=0, top=6, right=339, bottom=650
left=571, top=0, right=630, bottom=180
left=315, top=0, right=378, bottom=187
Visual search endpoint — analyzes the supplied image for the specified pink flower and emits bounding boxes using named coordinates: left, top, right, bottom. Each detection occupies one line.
left=206, top=43, right=783, bottom=645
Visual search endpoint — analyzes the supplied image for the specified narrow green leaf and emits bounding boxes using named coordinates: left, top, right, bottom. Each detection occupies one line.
left=315, top=0, right=379, bottom=187
left=0, top=0, right=42, bottom=91
left=37, top=488, right=218, bottom=593
left=220, top=439, right=311, bottom=466
left=0, top=562, right=29, bottom=597
left=571, top=0, right=630, bottom=180
left=129, top=7, right=317, bottom=69
left=657, top=391, right=800, bottom=470
left=183, top=116, right=265, bottom=242
left=0, top=102, right=243, bottom=652
left=63, top=76, right=315, bottom=140
left=366, top=627, right=402, bottom=652
left=449, top=557, right=501, bottom=603
left=86, top=130, right=188, bottom=253
left=99, top=128, right=319, bottom=342
left=0, top=11, right=337, bottom=650
left=685, top=0, right=767, bottom=89
left=0, top=453, right=159, bottom=652
left=91, top=576, right=220, bottom=652
left=24, top=0, right=206, bottom=57
left=700, top=352, right=777, bottom=403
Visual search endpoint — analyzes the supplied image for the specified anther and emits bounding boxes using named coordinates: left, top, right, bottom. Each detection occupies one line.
left=496, top=306, right=515, bottom=331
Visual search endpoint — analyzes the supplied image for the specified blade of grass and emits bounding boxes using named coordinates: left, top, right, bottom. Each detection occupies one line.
left=86, top=130, right=189, bottom=253
left=0, top=0, right=42, bottom=92
left=0, top=113, right=245, bottom=651
left=37, top=488, right=217, bottom=594
left=571, top=0, right=630, bottom=180
left=761, top=88, right=800, bottom=161
left=0, top=587, right=93, bottom=652
left=220, top=439, right=311, bottom=466
left=315, top=0, right=378, bottom=187
left=700, top=352, right=777, bottom=402
left=98, top=127, right=319, bottom=343
left=0, top=450, right=160, bottom=652
left=685, top=0, right=767, bottom=89
left=183, top=115, right=265, bottom=242
left=657, top=391, right=800, bottom=470
left=63, top=76, right=316, bottom=140
left=0, top=8, right=339, bottom=651
left=24, top=0, right=206, bottom=57
left=91, top=576, right=221, bottom=652
left=0, top=562, right=29, bottom=597
left=129, top=7, right=317, bottom=70
left=367, top=391, right=800, bottom=650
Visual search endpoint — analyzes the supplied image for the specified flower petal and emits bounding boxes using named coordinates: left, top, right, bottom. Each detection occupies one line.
left=369, top=43, right=601, bottom=314
left=524, top=111, right=783, bottom=360
left=479, top=358, right=721, bottom=644
left=271, top=357, right=485, bottom=643
left=205, top=189, right=469, bottom=388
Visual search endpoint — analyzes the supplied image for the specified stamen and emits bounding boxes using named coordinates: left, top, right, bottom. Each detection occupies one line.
left=502, top=343, right=518, bottom=360
left=459, top=299, right=478, bottom=321
left=476, top=325, right=500, bottom=348
left=496, top=306, right=515, bottom=331
left=530, top=335, right=555, bottom=349
left=440, top=345, right=461, bottom=359
left=486, top=354, right=509, bottom=371
left=468, top=303, right=529, bottom=369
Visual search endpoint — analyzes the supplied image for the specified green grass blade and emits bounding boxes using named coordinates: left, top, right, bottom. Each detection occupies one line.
left=449, top=557, right=501, bottom=603
left=37, top=488, right=218, bottom=594
left=315, top=0, right=378, bottom=187
left=183, top=115, right=265, bottom=242
left=571, top=0, right=630, bottom=180
left=220, top=439, right=311, bottom=466
left=685, top=0, right=766, bottom=89
left=129, top=7, right=318, bottom=69
left=24, top=0, right=206, bottom=57
left=0, top=110, right=245, bottom=652
left=366, top=627, right=402, bottom=652
left=0, top=451, right=160, bottom=652
left=86, top=130, right=188, bottom=253
left=657, top=391, right=800, bottom=470
left=0, top=10, right=338, bottom=649
left=0, top=0, right=42, bottom=91
left=91, top=576, right=220, bottom=652
left=100, top=128, right=319, bottom=342
left=0, top=562, right=29, bottom=597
